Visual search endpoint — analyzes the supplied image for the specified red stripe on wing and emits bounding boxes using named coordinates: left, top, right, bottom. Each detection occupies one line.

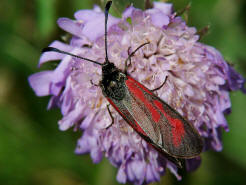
left=127, top=76, right=153, bottom=95
left=126, top=77, right=161, bottom=123
left=154, top=100, right=185, bottom=148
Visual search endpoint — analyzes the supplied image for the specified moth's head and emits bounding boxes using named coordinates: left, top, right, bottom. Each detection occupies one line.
left=101, top=60, right=126, bottom=101
left=102, top=61, right=118, bottom=76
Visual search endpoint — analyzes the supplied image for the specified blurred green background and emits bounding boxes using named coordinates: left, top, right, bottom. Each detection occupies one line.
left=0, top=0, right=246, bottom=185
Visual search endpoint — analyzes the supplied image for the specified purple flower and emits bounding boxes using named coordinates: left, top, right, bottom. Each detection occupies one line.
left=28, top=2, right=245, bottom=184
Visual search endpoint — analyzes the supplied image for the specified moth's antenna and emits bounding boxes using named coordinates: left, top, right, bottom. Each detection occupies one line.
left=41, top=1, right=113, bottom=66
left=104, top=1, right=112, bottom=63
left=42, top=47, right=102, bottom=66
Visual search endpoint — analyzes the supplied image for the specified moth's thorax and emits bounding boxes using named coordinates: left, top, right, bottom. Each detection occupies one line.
left=100, top=61, right=127, bottom=100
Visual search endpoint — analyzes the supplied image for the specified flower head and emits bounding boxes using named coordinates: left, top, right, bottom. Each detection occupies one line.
left=29, top=1, right=245, bottom=184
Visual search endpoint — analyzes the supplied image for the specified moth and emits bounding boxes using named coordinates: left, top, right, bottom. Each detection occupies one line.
left=43, top=1, right=203, bottom=167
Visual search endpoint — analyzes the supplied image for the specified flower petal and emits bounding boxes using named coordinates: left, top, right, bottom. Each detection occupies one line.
left=57, top=17, right=85, bottom=38
left=122, top=6, right=135, bottom=19
left=74, top=7, right=120, bottom=41
left=185, top=157, right=201, bottom=172
left=91, top=147, right=103, bottom=163
left=82, top=15, right=120, bottom=41
left=167, top=162, right=181, bottom=180
left=226, top=64, right=246, bottom=92
left=60, top=77, right=73, bottom=115
left=146, top=10, right=170, bottom=28
left=50, top=48, right=81, bottom=96
left=28, top=71, right=53, bottom=96
left=75, top=133, right=91, bottom=154
left=58, top=101, right=85, bottom=130
left=39, top=40, right=73, bottom=67
left=74, top=9, right=102, bottom=21
left=153, top=2, right=173, bottom=15
left=117, top=165, right=127, bottom=184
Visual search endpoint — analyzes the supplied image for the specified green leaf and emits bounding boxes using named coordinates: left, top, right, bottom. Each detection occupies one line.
left=223, top=91, right=246, bottom=168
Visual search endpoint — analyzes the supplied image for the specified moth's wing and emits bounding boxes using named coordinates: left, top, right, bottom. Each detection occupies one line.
left=107, top=92, right=183, bottom=167
left=123, top=76, right=203, bottom=158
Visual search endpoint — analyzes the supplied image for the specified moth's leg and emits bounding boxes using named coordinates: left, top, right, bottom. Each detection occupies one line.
left=124, top=42, right=150, bottom=74
left=106, top=104, right=114, bottom=129
left=124, top=47, right=132, bottom=74
left=151, top=76, right=168, bottom=92
left=90, top=80, right=99, bottom=87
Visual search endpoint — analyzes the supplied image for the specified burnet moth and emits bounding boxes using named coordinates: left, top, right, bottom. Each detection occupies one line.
left=43, top=1, right=203, bottom=168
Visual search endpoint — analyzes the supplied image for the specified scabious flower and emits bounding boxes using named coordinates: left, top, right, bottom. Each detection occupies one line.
left=28, top=1, right=245, bottom=184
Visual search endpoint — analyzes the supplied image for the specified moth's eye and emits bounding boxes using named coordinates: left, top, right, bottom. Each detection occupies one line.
left=109, top=81, right=117, bottom=88
left=119, top=73, right=126, bottom=79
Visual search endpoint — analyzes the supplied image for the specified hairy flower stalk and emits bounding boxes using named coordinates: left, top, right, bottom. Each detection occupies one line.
left=29, top=2, right=245, bottom=184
